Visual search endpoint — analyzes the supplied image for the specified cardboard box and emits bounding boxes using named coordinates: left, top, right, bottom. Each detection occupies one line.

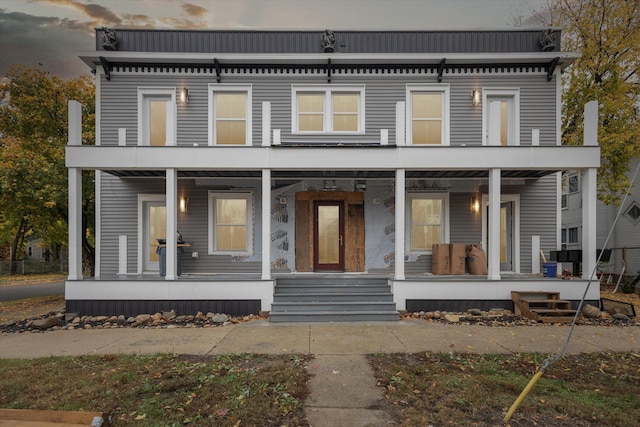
left=450, top=243, right=467, bottom=275
left=466, top=244, right=488, bottom=275
left=432, top=243, right=451, bottom=275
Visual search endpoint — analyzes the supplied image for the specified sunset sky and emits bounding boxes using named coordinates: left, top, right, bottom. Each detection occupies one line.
left=0, top=0, right=550, bottom=79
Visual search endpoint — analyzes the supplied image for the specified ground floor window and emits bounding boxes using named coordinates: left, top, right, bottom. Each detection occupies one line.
left=208, top=192, right=253, bottom=254
left=406, top=193, right=449, bottom=253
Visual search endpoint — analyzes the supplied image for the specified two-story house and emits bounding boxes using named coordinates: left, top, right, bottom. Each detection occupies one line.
left=65, top=28, right=601, bottom=321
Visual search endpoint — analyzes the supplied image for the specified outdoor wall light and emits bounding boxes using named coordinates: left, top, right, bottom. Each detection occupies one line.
left=180, top=87, right=189, bottom=105
left=179, top=197, right=189, bottom=213
left=471, top=89, right=481, bottom=106
left=470, top=195, right=480, bottom=213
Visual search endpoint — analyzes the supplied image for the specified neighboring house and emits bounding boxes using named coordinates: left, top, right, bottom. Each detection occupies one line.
left=65, top=28, right=600, bottom=320
left=562, top=157, right=640, bottom=279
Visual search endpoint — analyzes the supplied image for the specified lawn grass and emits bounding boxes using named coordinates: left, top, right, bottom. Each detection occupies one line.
left=369, top=352, right=640, bottom=426
left=0, top=353, right=311, bottom=426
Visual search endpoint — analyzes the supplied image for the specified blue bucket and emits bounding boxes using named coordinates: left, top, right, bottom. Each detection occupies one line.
left=543, top=262, right=557, bottom=277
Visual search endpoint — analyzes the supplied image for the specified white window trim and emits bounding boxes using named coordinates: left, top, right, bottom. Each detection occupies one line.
left=208, top=84, right=253, bottom=146
left=137, top=193, right=166, bottom=274
left=291, top=84, right=365, bottom=135
left=208, top=191, right=253, bottom=255
left=137, top=87, right=177, bottom=146
left=405, top=192, right=450, bottom=254
left=481, top=193, right=521, bottom=274
left=405, top=84, right=450, bottom=146
left=482, top=88, right=520, bottom=146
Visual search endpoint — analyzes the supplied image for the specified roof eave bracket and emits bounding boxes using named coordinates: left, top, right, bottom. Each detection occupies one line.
left=438, top=58, right=446, bottom=82
left=99, top=56, right=111, bottom=81
left=547, top=57, right=560, bottom=81
left=214, top=58, right=221, bottom=83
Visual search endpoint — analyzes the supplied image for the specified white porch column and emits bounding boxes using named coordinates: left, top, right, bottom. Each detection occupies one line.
left=262, top=169, right=271, bottom=280
left=165, top=168, right=178, bottom=280
left=487, top=168, right=501, bottom=280
left=582, top=101, right=598, bottom=279
left=261, top=102, right=271, bottom=147
left=395, top=168, right=405, bottom=280
left=68, top=100, right=83, bottom=280
left=582, top=168, right=597, bottom=279
left=395, top=102, right=405, bottom=146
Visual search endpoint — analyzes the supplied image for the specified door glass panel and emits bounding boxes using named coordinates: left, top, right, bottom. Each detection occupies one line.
left=318, top=205, right=339, bottom=264
left=148, top=205, right=166, bottom=264
left=149, top=100, right=167, bottom=146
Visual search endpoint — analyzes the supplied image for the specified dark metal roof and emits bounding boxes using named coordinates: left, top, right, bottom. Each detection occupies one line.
left=96, top=28, right=561, bottom=54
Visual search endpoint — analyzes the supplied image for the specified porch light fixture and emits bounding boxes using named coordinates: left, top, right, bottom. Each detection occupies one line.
left=179, top=197, right=189, bottom=213
left=470, top=195, right=480, bottom=213
left=471, top=89, right=481, bottom=106
left=180, top=87, right=189, bottom=105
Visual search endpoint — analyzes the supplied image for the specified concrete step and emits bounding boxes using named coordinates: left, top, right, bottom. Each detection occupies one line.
left=271, top=301, right=397, bottom=312
left=275, top=292, right=394, bottom=302
left=269, top=310, right=399, bottom=322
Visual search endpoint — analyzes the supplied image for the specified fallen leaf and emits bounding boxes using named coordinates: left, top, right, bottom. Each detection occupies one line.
left=134, top=414, right=146, bottom=420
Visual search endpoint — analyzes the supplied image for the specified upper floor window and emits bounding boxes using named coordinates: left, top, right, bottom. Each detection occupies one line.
left=137, top=88, right=176, bottom=146
left=208, top=192, right=253, bottom=255
left=482, top=88, right=520, bottom=146
left=292, top=85, right=365, bottom=134
left=406, top=84, right=450, bottom=145
left=406, top=193, right=450, bottom=253
left=209, top=84, right=252, bottom=145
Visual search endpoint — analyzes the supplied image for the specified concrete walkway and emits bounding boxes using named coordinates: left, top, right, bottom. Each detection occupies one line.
left=1, top=321, right=638, bottom=427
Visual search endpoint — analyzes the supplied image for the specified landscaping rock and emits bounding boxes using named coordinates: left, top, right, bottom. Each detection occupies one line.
left=467, top=308, right=482, bottom=316
left=582, top=304, right=602, bottom=318
left=612, top=312, right=630, bottom=321
left=31, top=317, right=59, bottom=330
left=210, top=314, right=229, bottom=324
left=444, top=314, right=460, bottom=323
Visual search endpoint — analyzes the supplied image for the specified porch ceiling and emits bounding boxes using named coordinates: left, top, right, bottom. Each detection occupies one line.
left=104, top=169, right=557, bottom=179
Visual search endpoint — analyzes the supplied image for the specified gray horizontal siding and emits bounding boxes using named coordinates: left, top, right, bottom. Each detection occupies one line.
left=97, top=29, right=560, bottom=54
left=99, top=72, right=557, bottom=148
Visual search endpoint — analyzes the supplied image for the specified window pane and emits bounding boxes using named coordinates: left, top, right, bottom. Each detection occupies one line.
left=216, top=93, right=246, bottom=119
left=298, top=94, right=323, bottom=113
left=412, top=199, right=441, bottom=224
left=299, top=114, right=323, bottom=131
left=149, top=100, right=167, bottom=146
left=412, top=120, right=442, bottom=144
left=216, top=199, right=247, bottom=224
left=333, top=114, right=358, bottom=131
left=216, top=120, right=246, bottom=145
left=412, top=93, right=442, bottom=119
left=411, top=225, right=441, bottom=250
left=333, top=94, right=357, bottom=113
left=216, top=225, right=247, bottom=251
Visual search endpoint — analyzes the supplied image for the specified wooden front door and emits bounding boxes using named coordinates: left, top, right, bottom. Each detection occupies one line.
left=314, top=201, right=344, bottom=271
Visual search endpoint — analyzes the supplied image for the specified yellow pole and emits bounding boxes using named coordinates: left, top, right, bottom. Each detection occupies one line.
left=503, top=370, right=544, bottom=422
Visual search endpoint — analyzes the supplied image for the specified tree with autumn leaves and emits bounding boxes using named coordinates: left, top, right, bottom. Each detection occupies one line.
left=0, top=65, right=95, bottom=274
left=551, top=0, right=640, bottom=205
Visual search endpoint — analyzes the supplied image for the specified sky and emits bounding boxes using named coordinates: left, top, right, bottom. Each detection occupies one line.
left=0, top=0, right=552, bottom=79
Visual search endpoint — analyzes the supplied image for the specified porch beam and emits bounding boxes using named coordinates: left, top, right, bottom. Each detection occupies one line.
left=262, top=169, right=271, bottom=280
left=66, top=145, right=601, bottom=171
left=487, top=168, right=501, bottom=280
left=165, top=168, right=178, bottom=280
left=395, top=169, right=405, bottom=280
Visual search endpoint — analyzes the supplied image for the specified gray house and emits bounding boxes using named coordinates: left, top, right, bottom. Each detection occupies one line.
left=65, top=28, right=601, bottom=320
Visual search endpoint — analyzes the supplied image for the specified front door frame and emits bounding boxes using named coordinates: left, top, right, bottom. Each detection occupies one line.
left=481, top=193, right=520, bottom=274
left=295, top=191, right=365, bottom=273
left=138, top=194, right=166, bottom=274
